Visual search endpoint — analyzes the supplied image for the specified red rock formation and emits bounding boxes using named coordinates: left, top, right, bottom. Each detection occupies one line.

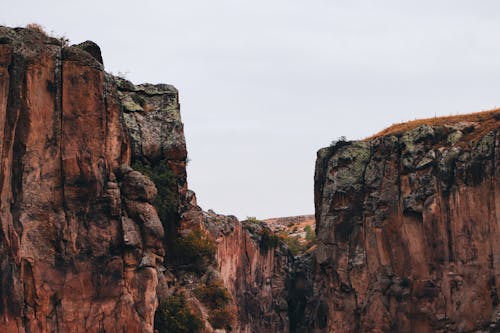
left=312, top=113, right=500, bottom=332
left=0, top=26, right=164, bottom=333
left=0, top=25, right=295, bottom=333
left=6, top=24, right=499, bottom=333
left=206, top=211, right=292, bottom=332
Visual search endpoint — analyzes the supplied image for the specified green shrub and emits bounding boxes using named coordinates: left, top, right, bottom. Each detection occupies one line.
left=155, top=294, right=203, bottom=333
left=305, top=225, right=316, bottom=243
left=171, top=230, right=216, bottom=273
left=284, top=236, right=304, bottom=256
left=209, top=307, right=236, bottom=330
left=194, top=281, right=231, bottom=309
left=132, top=159, right=179, bottom=231
left=132, top=160, right=216, bottom=272
left=193, top=280, right=235, bottom=330
left=259, top=228, right=280, bottom=253
left=246, top=216, right=260, bottom=223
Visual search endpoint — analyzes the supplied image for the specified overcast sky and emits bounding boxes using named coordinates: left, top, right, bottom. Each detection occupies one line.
left=2, top=1, right=500, bottom=219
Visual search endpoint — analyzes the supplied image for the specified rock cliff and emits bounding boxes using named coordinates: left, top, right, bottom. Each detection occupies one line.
left=0, top=25, right=293, bottom=333
left=312, top=112, right=500, bottom=332
left=207, top=211, right=292, bottom=332
left=2, top=24, right=499, bottom=333
left=0, top=26, right=163, bottom=332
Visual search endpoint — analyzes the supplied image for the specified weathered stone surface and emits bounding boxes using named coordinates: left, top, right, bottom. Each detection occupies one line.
left=124, top=199, right=165, bottom=253
left=122, top=216, right=143, bottom=248
left=1, top=24, right=289, bottom=333
left=74, top=40, right=103, bottom=65
left=117, top=76, right=187, bottom=165
left=310, top=115, right=500, bottom=332
left=0, top=26, right=161, bottom=333
left=205, top=209, right=293, bottom=333
left=121, top=170, right=157, bottom=202
left=3, top=24, right=499, bottom=333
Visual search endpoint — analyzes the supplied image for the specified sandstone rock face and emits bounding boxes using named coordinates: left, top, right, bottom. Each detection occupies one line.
left=0, top=26, right=164, bottom=333
left=102, top=31, right=292, bottom=333
left=312, top=115, right=500, bottom=332
left=0, top=25, right=294, bottom=333
left=206, top=211, right=293, bottom=333
left=4, top=24, right=499, bottom=333
left=168, top=189, right=294, bottom=333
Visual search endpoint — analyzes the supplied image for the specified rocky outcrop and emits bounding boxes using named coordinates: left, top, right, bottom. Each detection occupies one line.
left=0, top=26, right=166, bottom=332
left=116, top=72, right=296, bottom=332
left=0, top=24, right=294, bottom=333
left=4, top=24, right=499, bottom=333
left=116, top=76, right=186, bottom=175
left=312, top=113, right=500, bottom=332
left=206, top=211, right=293, bottom=332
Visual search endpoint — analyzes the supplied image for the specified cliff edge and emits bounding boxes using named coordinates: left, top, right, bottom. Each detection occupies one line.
left=1, top=24, right=499, bottom=333
left=311, top=110, right=500, bottom=332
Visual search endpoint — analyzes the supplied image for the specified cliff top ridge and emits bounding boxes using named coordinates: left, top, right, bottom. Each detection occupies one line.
left=367, top=107, right=500, bottom=142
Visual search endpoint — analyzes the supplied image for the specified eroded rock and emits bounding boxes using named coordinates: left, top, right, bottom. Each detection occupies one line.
left=310, top=113, right=500, bottom=332
left=0, top=26, right=162, bottom=333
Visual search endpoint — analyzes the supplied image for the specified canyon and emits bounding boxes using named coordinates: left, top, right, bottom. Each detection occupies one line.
left=0, top=25, right=498, bottom=333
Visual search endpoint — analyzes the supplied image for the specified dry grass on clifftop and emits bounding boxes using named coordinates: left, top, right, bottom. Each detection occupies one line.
left=366, top=108, right=500, bottom=142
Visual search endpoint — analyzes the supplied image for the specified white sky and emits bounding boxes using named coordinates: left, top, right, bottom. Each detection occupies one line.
left=2, top=0, right=500, bottom=219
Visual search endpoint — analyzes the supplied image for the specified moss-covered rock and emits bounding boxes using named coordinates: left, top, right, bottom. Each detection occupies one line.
left=327, top=141, right=371, bottom=192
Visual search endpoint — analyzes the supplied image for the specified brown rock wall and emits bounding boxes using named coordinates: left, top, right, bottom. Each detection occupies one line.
left=207, top=211, right=292, bottom=333
left=0, top=26, right=162, bottom=333
left=312, top=120, right=500, bottom=332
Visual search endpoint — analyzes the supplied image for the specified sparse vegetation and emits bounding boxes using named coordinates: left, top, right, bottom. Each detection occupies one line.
left=283, top=225, right=316, bottom=256
left=259, top=216, right=316, bottom=256
left=58, top=36, right=70, bottom=47
left=25, top=23, right=70, bottom=46
left=131, top=94, right=145, bottom=107
left=259, top=228, right=280, bottom=252
left=209, top=307, right=236, bottom=330
left=194, top=280, right=235, bottom=329
left=132, top=159, right=178, bottom=229
left=133, top=160, right=219, bottom=274
left=194, top=280, right=231, bottom=308
left=284, top=236, right=304, bottom=256
left=366, top=108, right=500, bottom=142
left=155, top=294, right=203, bottom=333
left=25, top=23, right=47, bottom=35
left=304, top=225, right=316, bottom=243
left=331, top=135, right=348, bottom=146
left=246, top=216, right=260, bottom=223
left=170, top=230, right=216, bottom=273
left=194, top=280, right=235, bottom=330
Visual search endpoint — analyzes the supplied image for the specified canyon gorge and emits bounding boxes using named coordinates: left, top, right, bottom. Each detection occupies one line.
left=0, top=25, right=498, bottom=332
